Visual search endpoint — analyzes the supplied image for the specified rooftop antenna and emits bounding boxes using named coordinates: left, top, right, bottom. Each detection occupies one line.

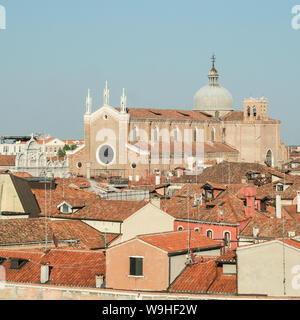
left=282, top=173, right=287, bottom=296
left=42, top=170, right=48, bottom=253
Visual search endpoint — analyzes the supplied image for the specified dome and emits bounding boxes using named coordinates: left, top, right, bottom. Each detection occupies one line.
left=194, top=85, right=233, bottom=111
left=193, top=55, right=233, bottom=111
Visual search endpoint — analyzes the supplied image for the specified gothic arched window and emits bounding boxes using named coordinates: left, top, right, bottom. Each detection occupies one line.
left=224, top=232, right=231, bottom=248
left=194, top=127, right=198, bottom=142
left=265, top=149, right=273, bottom=167
left=132, top=126, right=138, bottom=142
left=174, top=127, right=178, bottom=142
left=207, top=230, right=213, bottom=239
left=253, top=106, right=257, bottom=117
left=211, top=127, right=215, bottom=142
left=154, top=126, right=159, bottom=142
left=247, top=106, right=251, bottom=117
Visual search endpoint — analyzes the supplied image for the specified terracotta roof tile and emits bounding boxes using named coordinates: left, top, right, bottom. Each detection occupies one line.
left=0, top=155, right=16, bottom=166
left=0, top=218, right=117, bottom=249
left=169, top=258, right=217, bottom=293
left=118, top=108, right=216, bottom=121
left=138, top=230, right=222, bottom=253
left=33, top=182, right=147, bottom=222
left=0, top=248, right=105, bottom=287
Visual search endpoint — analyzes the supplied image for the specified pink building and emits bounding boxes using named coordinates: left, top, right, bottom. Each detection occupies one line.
left=106, top=230, right=222, bottom=291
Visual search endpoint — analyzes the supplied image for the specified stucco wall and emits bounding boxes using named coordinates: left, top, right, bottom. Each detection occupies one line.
left=113, top=203, right=174, bottom=245
left=237, top=241, right=300, bottom=297
left=0, top=175, right=24, bottom=213
left=106, top=239, right=169, bottom=291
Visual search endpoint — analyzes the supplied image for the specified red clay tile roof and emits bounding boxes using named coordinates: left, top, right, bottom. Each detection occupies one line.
left=0, top=155, right=16, bottom=166
left=55, top=177, right=91, bottom=189
left=281, top=238, right=300, bottom=250
left=138, top=230, right=222, bottom=253
left=283, top=205, right=300, bottom=221
left=33, top=182, right=147, bottom=222
left=239, top=214, right=300, bottom=239
left=118, top=108, right=217, bottom=121
left=0, top=249, right=45, bottom=283
left=171, top=161, right=277, bottom=184
left=0, top=248, right=105, bottom=287
left=216, top=250, right=236, bottom=263
left=221, top=111, right=244, bottom=121
left=169, top=257, right=237, bottom=294
left=40, top=249, right=105, bottom=287
left=12, top=172, right=33, bottom=178
left=162, top=192, right=246, bottom=225
left=169, top=257, right=217, bottom=293
left=207, top=271, right=237, bottom=294
left=0, top=218, right=116, bottom=249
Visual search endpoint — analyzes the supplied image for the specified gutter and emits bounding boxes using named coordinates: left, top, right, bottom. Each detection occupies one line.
left=167, top=245, right=222, bottom=257
left=175, top=218, right=239, bottom=227
left=0, top=239, right=79, bottom=247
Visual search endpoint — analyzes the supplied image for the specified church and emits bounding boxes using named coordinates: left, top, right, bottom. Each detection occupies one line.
left=69, top=56, right=289, bottom=179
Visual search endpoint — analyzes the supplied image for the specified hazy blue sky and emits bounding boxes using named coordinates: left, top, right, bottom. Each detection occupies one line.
left=0, top=0, right=299, bottom=144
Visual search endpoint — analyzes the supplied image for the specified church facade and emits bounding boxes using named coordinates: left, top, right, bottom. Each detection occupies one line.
left=70, top=57, right=289, bottom=179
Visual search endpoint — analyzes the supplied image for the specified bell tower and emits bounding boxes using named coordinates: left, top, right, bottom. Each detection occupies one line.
left=243, top=97, right=268, bottom=121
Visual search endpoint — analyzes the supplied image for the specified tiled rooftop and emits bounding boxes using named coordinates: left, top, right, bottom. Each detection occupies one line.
left=138, top=230, right=222, bottom=253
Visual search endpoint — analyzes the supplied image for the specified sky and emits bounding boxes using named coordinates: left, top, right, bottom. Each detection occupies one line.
left=0, top=0, right=299, bottom=144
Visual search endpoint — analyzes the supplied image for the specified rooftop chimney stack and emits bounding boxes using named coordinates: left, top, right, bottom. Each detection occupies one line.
left=40, top=265, right=50, bottom=284
left=276, top=194, right=282, bottom=219
left=297, top=191, right=300, bottom=213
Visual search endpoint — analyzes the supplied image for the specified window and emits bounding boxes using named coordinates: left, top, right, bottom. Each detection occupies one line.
left=207, top=230, right=213, bottom=239
left=61, top=203, right=70, bottom=214
left=211, top=127, right=215, bottom=142
left=276, top=184, right=284, bottom=192
left=193, top=128, right=198, bottom=142
left=10, top=258, right=28, bottom=270
left=132, top=126, right=138, bottom=142
left=129, top=257, right=143, bottom=277
left=174, top=127, right=180, bottom=142
left=224, top=232, right=231, bottom=248
left=77, top=162, right=82, bottom=169
left=265, top=150, right=273, bottom=167
left=253, top=106, right=257, bottom=117
left=247, top=106, right=251, bottom=117
left=153, top=127, right=158, bottom=142
left=177, top=226, right=184, bottom=231
left=194, top=227, right=200, bottom=232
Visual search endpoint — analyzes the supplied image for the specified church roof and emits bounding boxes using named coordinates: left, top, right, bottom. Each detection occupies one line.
left=221, top=111, right=244, bottom=121
left=117, top=108, right=217, bottom=121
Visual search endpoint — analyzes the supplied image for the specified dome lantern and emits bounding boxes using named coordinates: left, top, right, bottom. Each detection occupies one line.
left=193, top=55, right=233, bottom=113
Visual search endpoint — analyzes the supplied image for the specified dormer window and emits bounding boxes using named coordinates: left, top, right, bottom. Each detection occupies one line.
left=10, top=258, right=28, bottom=270
left=61, top=203, right=70, bottom=214
left=57, top=201, right=72, bottom=214
left=276, top=184, right=284, bottom=192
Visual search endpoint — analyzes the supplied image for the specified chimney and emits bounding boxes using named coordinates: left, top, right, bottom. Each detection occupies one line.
left=297, top=191, right=300, bottom=213
left=276, top=194, right=282, bottom=219
left=155, top=175, right=161, bottom=185
left=40, top=264, right=50, bottom=284
left=253, top=227, right=259, bottom=238
left=96, top=274, right=105, bottom=288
